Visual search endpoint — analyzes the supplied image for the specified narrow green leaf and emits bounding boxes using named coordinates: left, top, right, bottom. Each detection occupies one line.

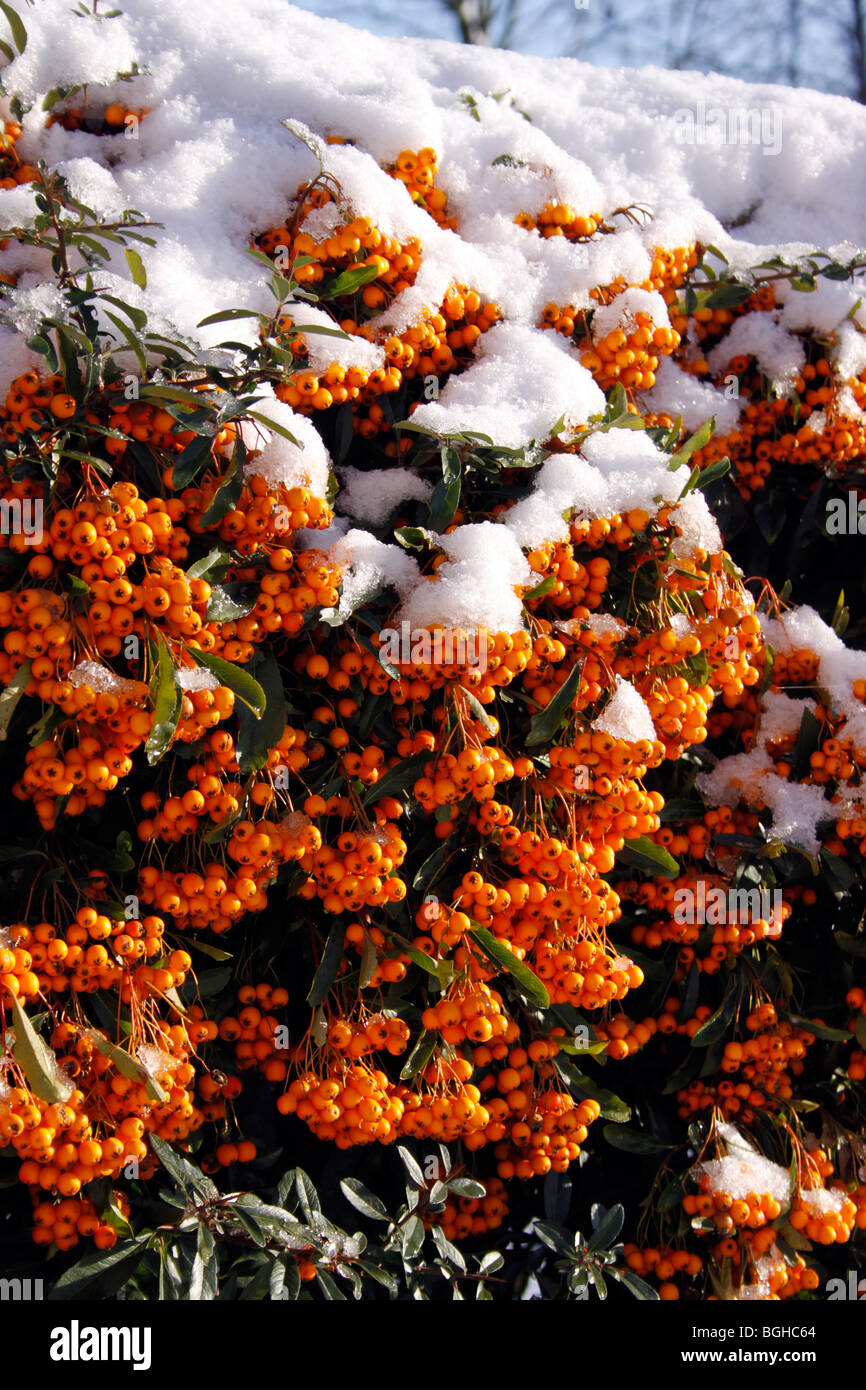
left=145, top=631, right=181, bottom=765
left=618, top=835, right=680, bottom=879
left=0, top=2, right=27, bottom=54
left=306, top=923, right=346, bottom=1006
left=340, top=1177, right=389, bottom=1222
left=124, top=247, right=147, bottom=289
left=469, top=925, right=549, bottom=1008
left=0, top=658, right=31, bottom=741
left=188, top=648, right=265, bottom=717
left=602, top=1124, right=671, bottom=1155
left=8, top=992, right=72, bottom=1103
left=526, top=662, right=582, bottom=746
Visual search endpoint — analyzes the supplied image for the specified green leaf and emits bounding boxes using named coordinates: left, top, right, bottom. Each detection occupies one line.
left=236, top=649, right=287, bottom=773
left=306, top=923, right=346, bottom=1006
left=469, top=925, right=549, bottom=1008
left=681, top=455, right=730, bottom=497
left=667, top=417, right=715, bottom=470
left=294, top=1169, right=321, bottom=1221
left=145, top=631, right=181, bottom=765
left=324, top=263, right=381, bottom=297
left=397, top=1145, right=425, bottom=1186
left=588, top=1203, right=625, bottom=1250
left=432, top=1224, right=466, bottom=1272
left=0, top=658, right=31, bottom=741
left=199, top=437, right=246, bottom=528
left=447, top=1177, right=486, bottom=1199
left=602, top=1124, right=672, bottom=1155
left=246, top=410, right=301, bottom=446
left=783, top=1013, right=850, bottom=1043
left=690, top=987, right=738, bottom=1047
left=428, top=449, right=461, bottom=532
left=400, top=1028, right=437, bottom=1081
left=186, top=547, right=235, bottom=582
left=47, top=1237, right=148, bottom=1301
left=190, top=1223, right=219, bottom=1301
left=8, top=992, right=72, bottom=1103
left=552, top=1055, right=631, bottom=1122
left=188, top=648, right=265, bottom=716
left=793, top=706, right=822, bottom=781
left=340, top=1178, right=389, bottom=1222
left=316, top=1268, right=347, bottom=1300
left=703, top=282, right=753, bottom=309
left=149, top=1134, right=217, bottom=1200
left=124, top=247, right=147, bottom=289
left=0, top=2, right=27, bottom=54
left=526, top=574, right=556, bottom=600
left=617, top=1270, right=660, bottom=1300
left=618, top=835, right=680, bottom=879
left=359, top=929, right=378, bottom=989
left=834, top=931, right=866, bottom=960
left=821, top=847, right=855, bottom=895
left=172, top=433, right=216, bottom=489
left=88, top=1031, right=166, bottom=1103
left=461, top=688, right=498, bottom=735
left=526, top=662, right=582, bottom=746
left=362, top=751, right=430, bottom=807
left=197, top=307, right=262, bottom=327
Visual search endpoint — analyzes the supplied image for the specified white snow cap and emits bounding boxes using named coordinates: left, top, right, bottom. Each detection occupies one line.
left=699, top=1124, right=792, bottom=1205
left=592, top=676, right=656, bottom=744
left=240, top=394, right=331, bottom=498
left=398, top=521, right=532, bottom=633
left=337, top=467, right=432, bottom=525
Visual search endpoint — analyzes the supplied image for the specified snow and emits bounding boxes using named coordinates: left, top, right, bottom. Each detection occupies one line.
left=3, top=0, right=866, bottom=643
left=592, top=676, right=656, bottom=744
left=240, top=393, right=331, bottom=498
left=323, top=528, right=420, bottom=621
left=707, top=311, right=806, bottom=395
left=643, top=356, right=740, bottom=434
left=699, top=1124, right=792, bottom=1205
left=178, top=667, right=220, bottom=692
left=763, top=607, right=866, bottom=746
left=398, top=521, right=532, bottom=633
left=68, top=660, right=136, bottom=695
left=698, top=750, right=833, bottom=855
left=411, top=321, right=604, bottom=447
left=337, top=466, right=432, bottom=524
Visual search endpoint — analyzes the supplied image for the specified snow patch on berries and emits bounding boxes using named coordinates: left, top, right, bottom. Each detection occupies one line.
left=591, top=287, right=670, bottom=340
left=592, top=676, right=656, bottom=744
left=698, top=751, right=831, bottom=854
left=410, top=322, right=604, bottom=448
left=643, top=357, right=740, bottom=433
left=707, top=311, right=806, bottom=396
left=699, top=1125, right=792, bottom=1205
left=337, top=466, right=432, bottom=524
left=178, top=668, right=220, bottom=692
left=68, top=660, right=137, bottom=695
left=399, top=520, right=532, bottom=633
left=669, top=492, right=722, bottom=560
left=326, top=529, right=420, bottom=620
left=241, top=394, right=331, bottom=498
left=798, top=1186, right=847, bottom=1216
